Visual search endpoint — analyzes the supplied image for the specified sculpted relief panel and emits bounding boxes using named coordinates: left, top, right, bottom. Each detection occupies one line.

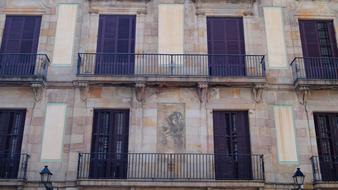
left=157, top=103, right=186, bottom=153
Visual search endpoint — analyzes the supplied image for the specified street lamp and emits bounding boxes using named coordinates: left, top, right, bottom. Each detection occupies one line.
left=292, top=168, right=305, bottom=190
left=40, top=166, right=53, bottom=190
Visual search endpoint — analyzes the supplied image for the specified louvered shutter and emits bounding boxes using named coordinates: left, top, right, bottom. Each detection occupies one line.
left=299, top=20, right=321, bottom=57
left=95, top=15, right=135, bottom=75
left=327, top=21, right=338, bottom=57
left=1, top=16, right=41, bottom=53
left=213, top=111, right=233, bottom=179
left=0, top=16, right=41, bottom=76
left=0, top=110, right=26, bottom=179
left=90, top=109, right=129, bottom=179
left=235, top=111, right=252, bottom=180
left=207, top=17, right=245, bottom=76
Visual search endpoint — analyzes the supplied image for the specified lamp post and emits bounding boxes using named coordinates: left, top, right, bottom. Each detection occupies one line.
left=292, top=168, right=305, bottom=190
left=40, top=166, right=53, bottom=190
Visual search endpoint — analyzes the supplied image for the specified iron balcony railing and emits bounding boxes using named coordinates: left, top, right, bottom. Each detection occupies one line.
left=291, top=57, right=338, bottom=81
left=77, top=53, right=265, bottom=78
left=77, top=153, right=264, bottom=181
left=0, top=153, right=30, bottom=180
left=0, top=53, right=50, bottom=79
left=311, top=155, right=338, bottom=182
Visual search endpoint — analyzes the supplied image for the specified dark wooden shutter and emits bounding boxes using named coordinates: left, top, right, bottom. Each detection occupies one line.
left=1, top=16, right=41, bottom=53
left=213, top=111, right=252, bottom=180
left=299, top=20, right=321, bottom=58
left=90, top=109, right=130, bottom=179
left=0, top=16, right=41, bottom=76
left=314, top=113, right=338, bottom=181
left=327, top=21, right=338, bottom=57
left=95, top=15, right=136, bottom=75
left=0, top=110, right=26, bottom=179
left=207, top=17, right=245, bottom=76
left=299, top=20, right=338, bottom=79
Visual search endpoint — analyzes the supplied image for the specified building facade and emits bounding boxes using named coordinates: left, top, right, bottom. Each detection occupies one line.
left=0, top=0, right=337, bottom=189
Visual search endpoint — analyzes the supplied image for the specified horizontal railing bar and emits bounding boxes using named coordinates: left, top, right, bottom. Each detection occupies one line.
left=77, top=152, right=264, bottom=181
left=0, top=153, right=30, bottom=180
left=77, top=53, right=266, bottom=78
left=291, top=57, right=338, bottom=81
left=311, top=155, right=338, bottom=182
left=0, top=53, right=50, bottom=79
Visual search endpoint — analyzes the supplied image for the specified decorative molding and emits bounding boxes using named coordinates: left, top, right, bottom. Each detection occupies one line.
left=88, top=0, right=147, bottom=15
left=196, top=82, right=208, bottom=105
left=251, top=84, right=264, bottom=104
left=73, top=81, right=89, bottom=102
left=135, top=82, right=146, bottom=103
left=31, top=83, right=44, bottom=103
left=194, top=0, right=256, bottom=16
left=0, top=7, right=47, bottom=15
left=296, top=86, right=310, bottom=105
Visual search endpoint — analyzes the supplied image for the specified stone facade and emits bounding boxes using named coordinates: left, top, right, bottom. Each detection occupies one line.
left=0, top=0, right=337, bottom=189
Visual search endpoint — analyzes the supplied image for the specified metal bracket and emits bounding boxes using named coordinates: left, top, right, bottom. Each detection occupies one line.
left=251, top=84, right=264, bottom=104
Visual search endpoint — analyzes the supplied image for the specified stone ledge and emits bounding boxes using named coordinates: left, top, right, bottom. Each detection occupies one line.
left=294, top=79, right=338, bottom=90
left=75, top=76, right=266, bottom=87
left=0, top=179, right=25, bottom=187
left=77, top=179, right=265, bottom=189
left=313, top=181, right=338, bottom=189
left=0, top=77, right=46, bottom=87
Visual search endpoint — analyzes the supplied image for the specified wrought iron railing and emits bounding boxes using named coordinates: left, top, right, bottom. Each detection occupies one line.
left=311, top=155, right=338, bottom=182
left=291, top=57, right=338, bottom=81
left=0, top=153, right=30, bottom=180
left=77, top=153, right=264, bottom=180
left=0, top=53, right=50, bottom=79
left=77, top=53, right=265, bottom=77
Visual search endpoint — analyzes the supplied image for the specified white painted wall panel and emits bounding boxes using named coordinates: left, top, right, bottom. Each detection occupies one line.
left=273, top=106, right=298, bottom=162
left=52, top=4, right=78, bottom=65
left=264, top=7, right=287, bottom=68
left=158, top=4, right=184, bottom=54
left=41, top=104, right=67, bottom=160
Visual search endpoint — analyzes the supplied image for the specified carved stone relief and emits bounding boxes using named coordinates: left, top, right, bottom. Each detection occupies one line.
left=157, top=103, right=186, bottom=153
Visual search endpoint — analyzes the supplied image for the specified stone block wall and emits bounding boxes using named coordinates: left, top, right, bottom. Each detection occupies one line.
left=0, top=0, right=337, bottom=189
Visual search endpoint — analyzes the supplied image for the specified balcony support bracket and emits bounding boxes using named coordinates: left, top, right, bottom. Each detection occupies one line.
left=31, top=83, right=44, bottom=103
left=135, top=82, right=146, bottom=103
left=296, top=86, right=310, bottom=105
left=197, top=82, right=209, bottom=105
left=73, top=81, right=89, bottom=102
left=251, top=84, right=264, bottom=104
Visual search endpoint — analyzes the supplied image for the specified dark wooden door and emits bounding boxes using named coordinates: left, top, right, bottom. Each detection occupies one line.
left=95, top=15, right=136, bottom=75
left=207, top=17, right=246, bottom=76
left=213, top=111, right=252, bottom=180
left=90, top=109, right=130, bottom=179
left=314, top=113, right=338, bottom=181
left=0, top=110, right=26, bottom=179
left=299, top=20, right=338, bottom=79
left=0, top=16, right=41, bottom=76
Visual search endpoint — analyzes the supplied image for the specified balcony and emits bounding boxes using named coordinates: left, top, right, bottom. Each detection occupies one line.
left=76, top=53, right=266, bottom=87
left=0, top=53, right=50, bottom=86
left=311, top=156, right=338, bottom=188
left=0, top=153, right=29, bottom=181
left=77, top=153, right=264, bottom=181
left=291, top=57, right=338, bottom=89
